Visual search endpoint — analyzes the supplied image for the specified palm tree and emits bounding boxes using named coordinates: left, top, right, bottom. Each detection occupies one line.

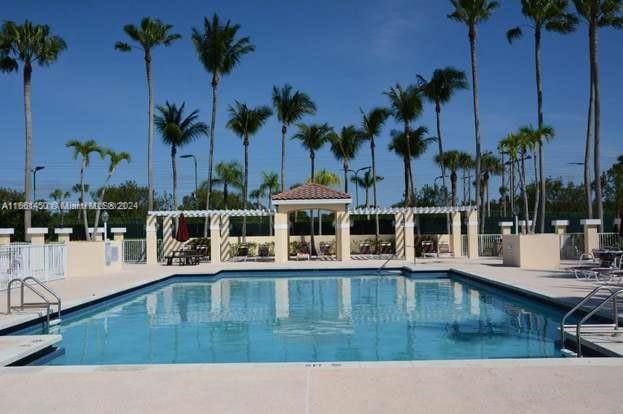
left=351, top=171, right=384, bottom=208
left=310, top=170, right=341, bottom=187
left=212, top=161, right=243, bottom=209
left=328, top=125, right=363, bottom=193
left=292, top=123, right=333, bottom=256
left=49, top=189, right=70, bottom=225
left=114, top=18, right=180, bottom=211
left=0, top=20, right=66, bottom=235
left=417, top=67, right=468, bottom=201
left=260, top=171, right=280, bottom=235
left=192, top=14, right=255, bottom=235
left=66, top=140, right=105, bottom=240
left=573, top=0, right=623, bottom=231
left=92, top=150, right=131, bottom=239
left=480, top=152, right=503, bottom=226
left=384, top=84, right=423, bottom=206
left=448, top=0, right=500, bottom=218
left=388, top=128, right=435, bottom=205
left=360, top=107, right=391, bottom=244
left=499, top=133, right=528, bottom=232
left=154, top=102, right=208, bottom=208
left=434, top=150, right=463, bottom=206
left=507, top=0, right=577, bottom=232
left=272, top=84, right=317, bottom=191
left=458, top=151, right=475, bottom=204
left=226, top=101, right=272, bottom=239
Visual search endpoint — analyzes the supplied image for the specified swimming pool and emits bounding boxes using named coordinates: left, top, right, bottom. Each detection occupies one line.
left=21, top=270, right=566, bottom=365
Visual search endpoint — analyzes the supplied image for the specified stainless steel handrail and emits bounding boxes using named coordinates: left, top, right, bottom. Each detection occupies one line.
left=22, top=276, right=61, bottom=321
left=575, top=288, right=623, bottom=357
left=377, top=245, right=416, bottom=274
left=6, top=277, right=62, bottom=328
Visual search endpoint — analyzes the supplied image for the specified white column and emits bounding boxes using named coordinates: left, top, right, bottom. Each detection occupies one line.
left=220, top=215, right=231, bottom=262
left=27, top=228, right=48, bottom=245
left=88, top=227, right=105, bottom=241
left=403, top=210, right=415, bottom=262
left=551, top=220, right=569, bottom=235
left=274, top=212, right=289, bottom=263
left=111, top=227, right=126, bottom=242
left=210, top=215, right=222, bottom=264
left=162, top=216, right=176, bottom=259
left=394, top=213, right=405, bottom=259
left=582, top=219, right=601, bottom=255
left=467, top=209, right=478, bottom=259
left=451, top=212, right=462, bottom=257
left=0, top=228, right=14, bottom=245
left=336, top=211, right=351, bottom=261
left=146, top=214, right=158, bottom=265
left=54, top=228, right=73, bottom=243
left=499, top=221, right=513, bottom=236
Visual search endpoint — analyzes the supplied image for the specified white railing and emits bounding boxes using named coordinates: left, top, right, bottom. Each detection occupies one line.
left=123, top=239, right=164, bottom=263
left=0, top=243, right=66, bottom=289
left=478, top=234, right=502, bottom=257
left=599, top=233, right=622, bottom=249
left=560, top=233, right=584, bottom=260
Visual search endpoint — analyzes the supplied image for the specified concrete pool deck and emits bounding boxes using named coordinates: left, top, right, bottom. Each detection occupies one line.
left=1, top=257, right=623, bottom=413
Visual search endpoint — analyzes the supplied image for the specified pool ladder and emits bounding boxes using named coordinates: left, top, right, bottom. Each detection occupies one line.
left=6, top=276, right=62, bottom=331
left=377, top=246, right=416, bottom=275
left=560, top=285, right=623, bottom=357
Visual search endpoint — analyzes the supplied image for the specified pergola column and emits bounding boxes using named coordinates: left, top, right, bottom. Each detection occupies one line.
left=451, top=212, right=462, bottom=257
left=394, top=212, right=405, bottom=259
left=403, top=210, right=415, bottom=262
left=162, top=216, right=177, bottom=259
left=551, top=220, right=569, bottom=235
left=210, top=214, right=221, bottom=264
left=336, top=211, right=350, bottom=261
left=499, top=221, right=514, bottom=236
left=0, top=228, right=14, bottom=245
left=146, top=214, right=158, bottom=265
left=274, top=211, right=289, bottom=263
left=54, top=228, right=73, bottom=243
left=467, top=209, right=479, bottom=259
left=220, top=215, right=231, bottom=261
left=582, top=219, right=601, bottom=255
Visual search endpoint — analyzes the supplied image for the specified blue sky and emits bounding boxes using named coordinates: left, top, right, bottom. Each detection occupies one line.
left=1, top=0, right=622, bottom=206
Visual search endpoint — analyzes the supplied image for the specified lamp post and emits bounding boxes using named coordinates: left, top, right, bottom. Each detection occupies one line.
left=180, top=154, right=198, bottom=201
left=101, top=210, right=109, bottom=242
left=348, top=166, right=371, bottom=208
left=32, top=166, right=45, bottom=201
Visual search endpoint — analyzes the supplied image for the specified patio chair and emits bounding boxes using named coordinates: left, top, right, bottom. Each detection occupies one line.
left=296, top=242, right=311, bottom=261
left=235, top=243, right=250, bottom=262
left=319, top=241, right=332, bottom=257
left=421, top=240, right=436, bottom=258
left=359, top=242, right=371, bottom=255
left=438, top=242, right=451, bottom=257
left=258, top=243, right=270, bottom=260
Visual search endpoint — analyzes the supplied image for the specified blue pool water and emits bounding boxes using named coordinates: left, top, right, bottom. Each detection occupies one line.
left=22, top=271, right=565, bottom=365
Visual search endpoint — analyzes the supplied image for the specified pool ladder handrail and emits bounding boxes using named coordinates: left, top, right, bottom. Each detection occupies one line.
left=6, top=276, right=62, bottom=329
left=560, top=284, right=623, bottom=357
left=377, top=245, right=416, bottom=275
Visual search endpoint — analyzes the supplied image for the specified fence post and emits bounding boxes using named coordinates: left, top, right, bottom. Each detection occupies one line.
left=54, top=228, right=73, bottom=243
left=519, top=220, right=533, bottom=234
left=551, top=220, right=569, bottom=235
left=111, top=227, right=126, bottom=241
left=27, top=228, right=48, bottom=245
left=581, top=219, right=601, bottom=255
left=499, top=222, right=513, bottom=236
left=0, top=228, right=14, bottom=245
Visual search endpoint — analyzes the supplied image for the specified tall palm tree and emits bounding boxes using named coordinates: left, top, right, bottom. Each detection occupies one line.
left=114, top=18, right=180, bottom=211
left=457, top=152, right=475, bottom=205
left=479, top=152, right=503, bottom=227
left=92, top=150, right=131, bottom=239
left=434, top=150, right=463, bottom=206
left=66, top=140, right=105, bottom=240
left=292, top=123, right=334, bottom=181
left=417, top=67, right=468, bottom=201
left=292, top=123, right=333, bottom=256
left=328, top=125, right=363, bottom=193
left=154, top=102, right=208, bottom=208
left=49, top=189, right=70, bottom=225
left=0, top=20, right=66, bottom=236
left=499, top=133, right=529, bottom=232
left=351, top=171, right=384, bottom=208
left=507, top=0, right=578, bottom=232
left=388, top=128, right=435, bottom=205
left=272, top=84, right=317, bottom=191
left=260, top=171, right=280, bottom=235
left=448, top=0, right=499, bottom=218
left=360, top=107, right=390, bottom=243
left=573, top=0, right=623, bottom=231
left=192, top=14, right=255, bottom=236
left=212, top=161, right=243, bottom=209
left=226, top=101, right=272, bottom=239
left=384, top=84, right=423, bottom=206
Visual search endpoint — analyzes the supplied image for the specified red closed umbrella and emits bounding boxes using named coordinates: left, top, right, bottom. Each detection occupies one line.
left=176, top=213, right=189, bottom=242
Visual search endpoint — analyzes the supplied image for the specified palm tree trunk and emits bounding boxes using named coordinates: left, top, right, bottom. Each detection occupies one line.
left=371, top=138, right=380, bottom=244
left=584, top=79, right=594, bottom=219
left=223, top=183, right=228, bottom=209
left=145, top=50, right=154, bottom=211
left=23, top=62, right=33, bottom=236
left=280, top=125, right=287, bottom=192
left=343, top=163, right=349, bottom=193
left=520, top=156, right=529, bottom=234
left=404, top=123, right=415, bottom=206
left=171, top=144, right=177, bottom=209
left=310, top=151, right=315, bottom=181
left=451, top=172, right=457, bottom=207
left=435, top=103, right=447, bottom=200
left=243, top=138, right=249, bottom=241
left=204, top=76, right=219, bottom=237
left=309, top=152, right=317, bottom=256
left=591, top=20, right=603, bottom=232
left=80, top=162, right=89, bottom=240
left=535, top=27, right=546, bottom=233
left=468, top=25, right=482, bottom=222
left=531, top=152, right=540, bottom=234
left=92, top=172, right=115, bottom=238
left=403, top=157, right=409, bottom=205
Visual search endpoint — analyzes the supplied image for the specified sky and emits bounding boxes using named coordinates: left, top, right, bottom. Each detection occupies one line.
left=1, top=0, right=622, bottom=207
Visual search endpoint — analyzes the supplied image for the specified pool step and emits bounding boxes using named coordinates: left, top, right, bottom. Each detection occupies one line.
left=561, top=348, right=578, bottom=358
left=49, top=318, right=61, bottom=326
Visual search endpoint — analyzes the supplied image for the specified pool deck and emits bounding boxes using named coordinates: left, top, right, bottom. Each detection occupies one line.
left=1, top=257, right=623, bottom=413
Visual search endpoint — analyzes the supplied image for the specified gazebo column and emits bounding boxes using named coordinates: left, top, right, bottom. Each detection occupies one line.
left=451, top=212, right=462, bottom=257
left=582, top=219, right=601, bottom=255
left=146, top=214, right=158, bottom=265
left=220, top=215, right=231, bottom=261
left=162, top=216, right=177, bottom=259
left=274, top=211, right=289, bottom=263
left=394, top=213, right=405, bottom=259
left=404, top=210, right=415, bottom=262
left=467, top=209, right=479, bottom=259
left=336, top=211, right=350, bottom=261
left=210, top=214, right=222, bottom=264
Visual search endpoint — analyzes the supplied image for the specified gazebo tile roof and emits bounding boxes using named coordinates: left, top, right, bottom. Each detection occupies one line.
left=272, top=183, right=351, bottom=201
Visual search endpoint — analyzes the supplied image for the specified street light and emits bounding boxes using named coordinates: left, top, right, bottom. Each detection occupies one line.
left=180, top=154, right=198, bottom=200
left=101, top=210, right=109, bottom=242
left=348, top=166, right=371, bottom=207
left=32, top=166, right=45, bottom=201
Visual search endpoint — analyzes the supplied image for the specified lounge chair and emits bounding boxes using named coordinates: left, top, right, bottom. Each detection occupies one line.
left=296, top=242, right=311, bottom=261
left=421, top=240, right=436, bottom=258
